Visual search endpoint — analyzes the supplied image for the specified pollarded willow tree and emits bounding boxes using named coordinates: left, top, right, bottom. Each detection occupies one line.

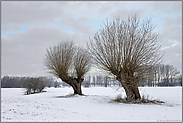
left=87, top=14, right=163, bottom=102
left=44, top=41, right=91, bottom=95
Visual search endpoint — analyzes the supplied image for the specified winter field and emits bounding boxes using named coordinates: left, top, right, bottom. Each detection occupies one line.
left=1, top=87, right=182, bottom=122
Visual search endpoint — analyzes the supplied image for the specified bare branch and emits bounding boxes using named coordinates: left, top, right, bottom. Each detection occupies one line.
left=44, top=41, right=75, bottom=80
left=74, top=47, right=91, bottom=79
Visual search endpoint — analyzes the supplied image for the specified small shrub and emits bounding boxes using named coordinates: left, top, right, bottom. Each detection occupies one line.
left=23, top=77, right=47, bottom=95
left=113, top=94, right=164, bottom=104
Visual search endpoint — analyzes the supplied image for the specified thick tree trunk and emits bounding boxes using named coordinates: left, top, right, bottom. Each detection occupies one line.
left=71, top=82, right=82, bottom=95
left=120, top=80, right=141, bottom=102
left=60, top=76, right=83, bottom=95
left=120, top=82, right=134, bottom=102
left=132, top=84, right=141, bottom=99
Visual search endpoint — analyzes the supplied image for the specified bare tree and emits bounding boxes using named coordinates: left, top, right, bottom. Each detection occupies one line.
left=169, top=65, right=179, bottom=83
left=104, top=76, right=109, bottom=87
left=164, top=64, right=170, bottom=85
left=87, top=14, right=163, bottom=102
left=156, top=65, right=161, bottom=84
left=44, top=41, right=91, bottom=95
left=152, top=65, right=159, bottom=86
left=93, top=76, right=95, bottom=86
left=160, top=64, right=165, bottom=82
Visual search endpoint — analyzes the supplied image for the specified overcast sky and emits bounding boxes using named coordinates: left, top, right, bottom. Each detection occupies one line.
left=1, top=1, right=182, bottom=78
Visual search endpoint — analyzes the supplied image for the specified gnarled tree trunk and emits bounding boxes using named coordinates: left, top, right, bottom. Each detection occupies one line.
left=71, top=82, right=82, bottom=95
left=132, top=84, right=141, bottom=99
left=120, top=79, right=141, bottom=102
left=61, top=76, right=83, bottom=95
left=120, top=81, right=134, bottom=102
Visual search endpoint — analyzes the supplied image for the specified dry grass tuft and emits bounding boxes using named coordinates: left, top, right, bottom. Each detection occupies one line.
left=113, top=94, right=165, bottom=105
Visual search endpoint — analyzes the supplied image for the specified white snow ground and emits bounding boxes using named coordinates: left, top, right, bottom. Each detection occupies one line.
left=1, top=87, right=182, bottom=122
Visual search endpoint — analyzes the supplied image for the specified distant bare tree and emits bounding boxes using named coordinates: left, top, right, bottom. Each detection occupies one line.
left=146, top=67, right=154, bottom=87
left=104, top=76, right=109, bottom=87
left=87, top=14, right=163, bottom=102
left=169, top=65, right=179, bottom=83
left=156, top=65, right=161, bottom=84
left=83, top=76, right=91, bottom=88
left=152, top=66, right=159, bottom=87
left=160, top=64, right=165, bottom=82
left=93, top=76, right=95, bottom=86
left=44, top=41, right=91, bottom=95
left=164, top=64, right=170, bottom=85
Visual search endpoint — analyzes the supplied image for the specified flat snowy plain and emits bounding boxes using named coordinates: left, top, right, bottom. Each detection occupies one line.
left=1, top=87, right=182, bottom=122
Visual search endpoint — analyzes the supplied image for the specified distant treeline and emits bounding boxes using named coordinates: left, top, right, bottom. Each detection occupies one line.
left=82, top=64, right=182, bottom=87
left=138, top=64, right=182, bottom=87
left=82, top=75, right=182, bottom=88
left=1, top=64, right=182, bottom=88
left=1, top=76, right=60, bottom=88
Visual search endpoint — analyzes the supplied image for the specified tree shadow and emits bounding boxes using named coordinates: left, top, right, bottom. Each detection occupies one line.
left=111, top=94, right=165, bottom=105
left=23, top=90, right=47, bottom=95
left=54, top=93, right=87, bottom=98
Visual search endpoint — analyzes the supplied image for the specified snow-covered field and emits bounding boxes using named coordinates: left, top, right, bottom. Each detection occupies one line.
left=1, top=87, right=182, bottom=122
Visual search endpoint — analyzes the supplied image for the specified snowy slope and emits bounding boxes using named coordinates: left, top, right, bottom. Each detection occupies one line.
left=1, top=87, right=182, bottom=122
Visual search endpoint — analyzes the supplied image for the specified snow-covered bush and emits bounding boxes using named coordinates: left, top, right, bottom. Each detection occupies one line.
left=22, top=77, right=47, bottom=95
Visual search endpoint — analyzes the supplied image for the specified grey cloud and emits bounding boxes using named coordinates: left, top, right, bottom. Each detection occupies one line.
left=162, top=44, right=182, bottom=58
left=152, top=1, right=181, bottom=15
left=162, top=44, right=182, bottom=73
left=1, top=1, right=131, bottom=31
left=159, top=14, right=182, bottom=48
left=1, top=1, right=182, bottom=76
left=110, top=9, right=144, bottom=19
left=161, top=14, right=182, bottom=27
left=2, top=1, right=68, bottom=31
left=1, top=1, right=112, bottom=39
left=157, top=12, right=181, bottom=72
left=60, top=16, right=96, bottom=36
left=2, top=25, right=91, bottom=76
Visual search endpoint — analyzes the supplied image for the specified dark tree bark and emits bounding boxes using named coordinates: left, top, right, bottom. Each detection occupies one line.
left=119, top=75, right=141, bottom=101
left=61, top=76, right=84, bottom=95
left=132, top=84, right=141, bottom=99
left=72, top=82, right=82, bottom=95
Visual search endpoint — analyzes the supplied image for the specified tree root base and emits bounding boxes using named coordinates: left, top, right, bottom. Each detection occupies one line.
left=114, top=95, right=164, bottom=104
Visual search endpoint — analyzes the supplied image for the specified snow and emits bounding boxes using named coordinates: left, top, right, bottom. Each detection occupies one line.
left=1, top=87, right=182, bottom=122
